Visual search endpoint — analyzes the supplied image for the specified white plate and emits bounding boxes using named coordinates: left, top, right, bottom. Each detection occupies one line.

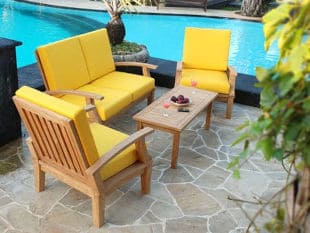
left=170, top=100, right=191, bottom=107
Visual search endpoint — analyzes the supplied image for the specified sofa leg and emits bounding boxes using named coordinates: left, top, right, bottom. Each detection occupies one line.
left=147, top=90, right=154, bottom=105
left=226, top=97, right=234, bottom=119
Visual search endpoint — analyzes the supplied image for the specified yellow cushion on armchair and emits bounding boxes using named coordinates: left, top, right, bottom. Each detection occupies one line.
left=176, top=27, right=237, bottom=119
left=180, top=69, right=230, bottom=94
left=183, top=27, right=231, bottom=71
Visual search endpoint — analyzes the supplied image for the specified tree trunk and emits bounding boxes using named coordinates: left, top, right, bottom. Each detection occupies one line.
left=286, top=166, right=310, bottom=232
left=106, top=14, right=125, bottom=45
left=241, top=0, right=263, bottom=17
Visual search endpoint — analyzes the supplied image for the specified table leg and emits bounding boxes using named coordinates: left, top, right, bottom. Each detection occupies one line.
left=171, top=132, right=180, bottom=169
left=205, top=102, right=213, bottom=130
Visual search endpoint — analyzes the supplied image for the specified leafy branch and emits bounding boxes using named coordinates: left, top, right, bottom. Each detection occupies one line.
left=229, top=0, right=310, bottom=231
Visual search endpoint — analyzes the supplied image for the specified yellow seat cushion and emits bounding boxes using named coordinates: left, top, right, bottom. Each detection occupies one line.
left=79, top=29, right=115, bottom=82
left=36, top=37, right=90, bottom=90
left=91, top=71, right=155, bottom=101
left=180, top=69, right=230, bottom=94
left=15, top=86, right=99, bottom=165
left=60, top=84, right=132, bottom=121
left=183, top=27, right=231, bottom=71
left=90, top=123, right=137, bottom=180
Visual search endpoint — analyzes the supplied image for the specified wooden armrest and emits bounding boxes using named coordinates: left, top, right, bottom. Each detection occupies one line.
left=46, top=90, right=104, bottom=101
left=46, top=89, right=104, bottom=123
left=115, top=62, right=158, bottom=77
left=174, top=61, right=183, bottom=86
left=84, top=104, right=96, bottom=112
left=86, top=127, right=154, bottom=176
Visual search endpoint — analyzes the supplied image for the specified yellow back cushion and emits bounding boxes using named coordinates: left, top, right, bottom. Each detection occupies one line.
left=182, top=27, right=231, bottom=71
left=79, top=29, right=115, bottom=82
left=15, top=86, right=99, bottom=166
left=36, top=37, right=90, bottom=90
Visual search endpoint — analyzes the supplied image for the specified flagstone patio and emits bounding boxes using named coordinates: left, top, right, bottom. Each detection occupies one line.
left=0, top=87, right=286, bottom=233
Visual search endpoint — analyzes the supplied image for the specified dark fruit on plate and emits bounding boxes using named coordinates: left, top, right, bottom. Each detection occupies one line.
left=170, top=96, right=177, bottom=102
left=172, top=95, right=190, bottom=104
left=177, top=95, right=184, bottom=100
left=183, top=98, right=189, bottom=103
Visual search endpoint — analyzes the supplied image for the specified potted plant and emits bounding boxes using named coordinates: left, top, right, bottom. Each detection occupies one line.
left=229, top=0, right=309, bottom=231
left=102, top=0, right=153, bottom=62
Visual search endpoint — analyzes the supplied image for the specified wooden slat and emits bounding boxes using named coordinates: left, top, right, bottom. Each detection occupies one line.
left=21, top=110, right=45, bottom=160
left=51, top=123, right=71, bottom=168
left=45, top=120, right=68, bottom=166
left=61, top=126, right=85, bottom=174
left=39, top=117, right=59, bottom=163
left=27, top=111, right=51, bottom=160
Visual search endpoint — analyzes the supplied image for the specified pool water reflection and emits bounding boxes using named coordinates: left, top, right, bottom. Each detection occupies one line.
left=0, top=0, right=279, bottom=75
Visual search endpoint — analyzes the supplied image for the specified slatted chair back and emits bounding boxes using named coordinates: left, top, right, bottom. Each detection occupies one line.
left=13, top=95, right=91, bottom=181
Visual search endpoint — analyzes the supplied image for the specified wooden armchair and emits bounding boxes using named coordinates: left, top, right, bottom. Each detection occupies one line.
left=13, top=86, right=154, bottom=227
left=175, top=27, right=237, bottom=119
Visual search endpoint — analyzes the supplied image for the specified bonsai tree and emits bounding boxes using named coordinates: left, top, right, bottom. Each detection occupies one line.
left=229, top=0, right=310, bottom=231
left=103, top=0, right=153, bottom=45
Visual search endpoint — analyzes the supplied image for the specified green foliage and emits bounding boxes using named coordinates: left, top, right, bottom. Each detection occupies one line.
left=229, top=0, right=310, bottom=171
left=264, top=207, right=285, bottom=232
left=229, top=0, right=310, bottom=230
left=112, top=41, right=142, bottom=55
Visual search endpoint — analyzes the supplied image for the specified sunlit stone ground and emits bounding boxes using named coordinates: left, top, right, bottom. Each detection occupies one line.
left=0, top=87, right=287, bottom=233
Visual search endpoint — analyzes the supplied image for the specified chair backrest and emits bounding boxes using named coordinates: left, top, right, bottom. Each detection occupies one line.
left=182, top=27, right=231, bottom=71
left=36, top=36, right=90, bottom=91
left=36, top=29, right=116, bottom=90
left=79, top=29, right=115, bottom=82
left=13, top=86, right=100, bottom=179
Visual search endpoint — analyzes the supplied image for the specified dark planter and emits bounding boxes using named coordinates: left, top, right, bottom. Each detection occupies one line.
left=0, top=38, right=22, bottom=147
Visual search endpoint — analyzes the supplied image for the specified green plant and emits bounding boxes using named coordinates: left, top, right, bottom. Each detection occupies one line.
left=229, top=0, right=310, bottom=231
left=112, top=41, right=142, bottom=55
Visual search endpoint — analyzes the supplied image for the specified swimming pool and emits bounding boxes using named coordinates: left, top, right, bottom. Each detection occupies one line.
left=0, top=0, right=279, bottom=75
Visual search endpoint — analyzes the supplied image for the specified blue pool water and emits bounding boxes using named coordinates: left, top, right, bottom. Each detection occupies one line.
left=0, top=0, right=279, bottom=75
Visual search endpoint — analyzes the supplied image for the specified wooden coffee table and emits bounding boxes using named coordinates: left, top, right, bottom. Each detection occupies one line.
left=133, top=86, right=217, bottom=168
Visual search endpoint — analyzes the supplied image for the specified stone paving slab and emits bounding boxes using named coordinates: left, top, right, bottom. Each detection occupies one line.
left=0, top=87, right=286, bottom=232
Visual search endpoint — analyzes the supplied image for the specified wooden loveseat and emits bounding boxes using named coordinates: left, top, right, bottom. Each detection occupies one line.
left=36, top=28, right=157, bottom=123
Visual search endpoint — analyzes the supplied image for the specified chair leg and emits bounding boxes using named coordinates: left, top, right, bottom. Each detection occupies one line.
left=226, top=96, right=234, bottom=119
left=92, top=194, right=105, bottom=227
left=33, top=163, right=45, bottom=192
left=147, top=90, right=154, bottom=105
left=141, top=161, right=152, bottom=194
left=27, top=140, right=45, bottom=192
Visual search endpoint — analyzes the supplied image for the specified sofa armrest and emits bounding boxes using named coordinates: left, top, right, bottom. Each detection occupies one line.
left=174, top=61, right=183, bottom=86
left=46, top=90, right=104, bottom=100
left=46, top=89, right=104, bottom=123
left=85, top=127, right=154, bottom=176
left=227, top=66, right=237, bottom=97
left=115, top=62, right=158, bottom=77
